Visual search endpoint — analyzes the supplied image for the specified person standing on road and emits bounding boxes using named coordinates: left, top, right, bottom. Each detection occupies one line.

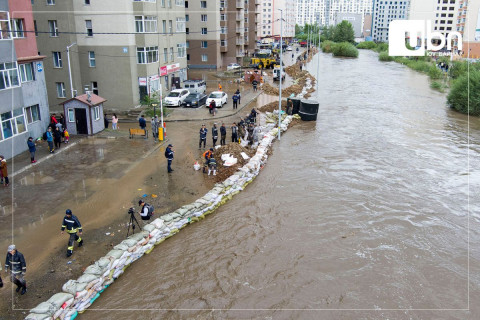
left=235, top=89, right=241, bottom=104
left=212, top=123, right=218, bottom=147
left=4, top=245, right=27, bottom=295
left=218, top=83, right=222, bottom=91
left=231, top=122, right=238, bottom=143
left=252, top=79, right=258, bottom=92
left=27, top=137, right=37, bottom=163
left=139, top=115, right=146, bottom=130
left=232, top=93, right=239, bottom=109
left=151, top=116, right=159, bottom=140
left=112, top=114, right=118, bottom=130
left=166, top=143, right=174, bottom=173
left=0, top=156, right=8, bottom=187
left=60, top=209, right=83, bottom=258
left=199, top=124, right=208, bottom=149
left=220, top=123, right=226, bottom=145
left=54, top=127, right=62, bottom=150
left=46, top=127, right=54, bottom=153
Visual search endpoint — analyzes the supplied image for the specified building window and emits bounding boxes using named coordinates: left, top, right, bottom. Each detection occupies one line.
left=201, top=27, right=207, bottom=34
left=175, top=0, right=184, bottom=6
left=201, top=14, right=207, bottom=22
left=168, top=0, right=171, bottom=7
left=48, top=20, right=58, bottom=37
left=186, top=41, right=189, bottom=48
left=221, top=27, right=227, bottom=34
left=0, top=109, right=26, bottom=141
left=177, top=43, right=186, bottom=58
left=34, top=20, right=38, bottom=36
left=185, top=15, right=189, bottom=22
left=88, top=51, right=96, bottom=67
left=67, top=108, right=74, bottom=122
left=200, top=1, right=206, bottom=8
left=176, top=17, right=185, bottom=32
left=11, top=19, right=25, bottom=38
left=163, top=48, right=168, bottom=62
left=187, top=54, right=190, bottom=61
left=185, top=1, right=188, bottom=8
left=201, top=41, right=207, bottom=48
left=19, top=63, right=35, bottom=82
left=168, top=20, right=172, bottom=34
left=53, top=52, right=62, bottom=68
left=85, top=0, right=90, bottom=4
left=25, top=104, right=41, bottom=124
left=85, top=20, right=93, bottom=36
left=221, top=40, right=226, bottom=47
left=162, top=20, right=166, bottom=33
left=170, top=47, right=174, bottom=61
left=135, top=16, right=157, bottom=33
left=0, top=62, right=20, bottom=90
left=137, top=46, right=159, bottom=64
left=47, top=0, right=55, bottom=5
left=56, top=82, right=66, bottom=98
left=94, top=106, right=100, bottom=120
left=160, top=0, right=165, bottom=7
left=0, top=12, right=11, bottom=40
left=91, top=81, right=98, bottom=95
left=186, top=28, right=189, bottom=34
left=201, top=54, right=207, bottom=62
left=220, top=14, right=226, bottom=21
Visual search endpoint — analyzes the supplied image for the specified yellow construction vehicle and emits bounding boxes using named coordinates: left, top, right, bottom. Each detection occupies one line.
left=250, top=57, right=278, bottom=69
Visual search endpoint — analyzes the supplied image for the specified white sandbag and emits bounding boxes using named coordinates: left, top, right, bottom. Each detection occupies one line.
left=25, top=313, right=51, bottom=320
left=121, top=239, right=138, bottom=247
left=120, top=251, right=131, bottom=259
left=105, top=249, right=124, bottom=260
left=96, top=257, right=112, bottom=269
left=151, top=218, right=165, bottom=229
left=127, top=231, right=149, bottom=241
left=83, top=264, right=104, bottom=276
left=30, top=302, right=56, bottom=316
left=113, top=269, right=124, bottom=279
left=143, top=224, right=156, bottom=232
left=53, top=307, right=65, bottom=319
left=47, top=292, right=74, bottom=310
left=113, top=243, right=129, bottom=251
left=176, top=208, right=188, bottom=216
left=77, top=274, right=98, bottom=284
left=193, top=162, right=201, bottom=170
left=221, top=153, right=231, bottom=161
left=75, top=289, right=88, bottom=299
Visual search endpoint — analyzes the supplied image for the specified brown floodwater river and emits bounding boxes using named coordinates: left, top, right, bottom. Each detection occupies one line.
left=86, top=50, right=480, bottom=319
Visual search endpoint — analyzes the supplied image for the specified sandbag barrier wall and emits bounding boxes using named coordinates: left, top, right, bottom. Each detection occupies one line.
left=25, top=113, right=299, bottom=320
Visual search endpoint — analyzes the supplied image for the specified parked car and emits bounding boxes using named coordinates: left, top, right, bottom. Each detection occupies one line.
left=182, top=93, right=207, bottom=108
left=286, top=46, right=293, bottom=51
left=184, top=80, right=206, bottom=94
left=164, top=89, right=190, bottom=107
left=206, top=91, right=228, bottom=108
left=227, top=63, right=241, bottom=71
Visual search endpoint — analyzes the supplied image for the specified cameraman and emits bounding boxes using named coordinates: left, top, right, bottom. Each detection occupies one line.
left=138, top=200, right=154, bottom=220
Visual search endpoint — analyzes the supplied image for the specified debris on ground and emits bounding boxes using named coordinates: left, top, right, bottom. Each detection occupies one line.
left=204, top=143, right=256, bottom=182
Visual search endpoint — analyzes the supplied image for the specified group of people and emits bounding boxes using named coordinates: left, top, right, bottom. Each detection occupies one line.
left=45, top=114, right=70, bottom=154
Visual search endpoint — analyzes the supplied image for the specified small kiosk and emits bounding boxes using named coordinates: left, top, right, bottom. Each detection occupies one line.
left=61, top=93, right=106, bottom=135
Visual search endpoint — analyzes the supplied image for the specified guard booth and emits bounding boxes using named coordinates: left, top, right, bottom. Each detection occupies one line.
left=61, top=93, right=106, bottom=135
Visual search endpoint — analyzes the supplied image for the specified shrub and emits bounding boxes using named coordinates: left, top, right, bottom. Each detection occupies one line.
left=430, top=81, right=445, bottom=92
left=374, top=43, right=389, bottom=53
left=405, top=60, right=432, bottom=73
left=449, top=61, right=468, bottom=79
left=447, top=69, right=480, bottom=115
left=428, top=65, right=443, bottom=80
left=332, top=42, right=359, bottom=58
left=379, top=51, right=394, bottom=61
left=321, top=40, right=335, bottom=53
left=357, top=41, right=377, bottom=49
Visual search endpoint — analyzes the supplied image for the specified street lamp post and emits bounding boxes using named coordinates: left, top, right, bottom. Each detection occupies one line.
left=67, top=43, right=77, bottom=98
left=278, top=9, right=283, bottom=140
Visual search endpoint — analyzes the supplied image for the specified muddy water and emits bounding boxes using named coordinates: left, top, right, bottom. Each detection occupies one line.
left=87, top=50, right=480, bottom=319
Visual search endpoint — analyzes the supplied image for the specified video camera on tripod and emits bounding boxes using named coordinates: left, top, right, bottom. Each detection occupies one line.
left=126, top=207, right=141, bottom=237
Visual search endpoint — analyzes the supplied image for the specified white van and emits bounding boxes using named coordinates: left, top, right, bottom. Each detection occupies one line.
left=184, top=80, right=206, bottom=94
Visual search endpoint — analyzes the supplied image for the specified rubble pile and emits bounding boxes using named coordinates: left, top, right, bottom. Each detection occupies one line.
left=210, top=143, right=256, bottom=182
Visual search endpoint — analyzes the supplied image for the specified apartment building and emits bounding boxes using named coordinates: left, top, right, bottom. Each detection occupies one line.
left=296, top=0, right=327, bottom=26
left=0, top=0, right=50, bottom=159
left=186, top=0, right=258, bottom=68
left=296, top=0, right=372, bottom=27
left=457, top=0, right=480, bottom=58
left=327, top=0, right=373, bottom=26
left=372, top=0, right=411, bottom=42
left=257, top=0, right=295, bottom=39
left=33, top=0, right=187, bottom=112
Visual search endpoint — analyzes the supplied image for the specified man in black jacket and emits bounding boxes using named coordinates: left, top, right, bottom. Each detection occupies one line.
left=61, top=209, right=83, bottom=257
left=220, top=123, right=227, bottom=145
left=199, top=124, right=207, bottom=149
left=231, top=122, right=238, bottom=143
left=4, top=245, right=27, bottom=295
left=166, top=144, right=174, bottom=173
left=212, top=123, right=218, bottom=147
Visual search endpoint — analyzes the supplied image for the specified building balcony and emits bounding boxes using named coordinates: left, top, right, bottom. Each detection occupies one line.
left=236, top=39, right=244, bottom=45
left=220, top=20, right=227, bottom=27
left=236, top=51, right=243, bottom=57
left=236, top=14, right=243, bottom=21
left=236, top=27, right=244, bottom=34
left=236, top=0, right=244, bottom=9
left=255, top=0, right=260, bottom=5
left=221, top=45, right=228, bottom=53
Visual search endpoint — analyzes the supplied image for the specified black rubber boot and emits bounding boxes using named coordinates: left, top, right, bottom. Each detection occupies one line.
left=78, top=239, right=83, bottom=247
left=16, top=285, right=21, bottom=292
left=21, top=286, right=27, bottom=295
left=66, top=251, right=72, bottom=258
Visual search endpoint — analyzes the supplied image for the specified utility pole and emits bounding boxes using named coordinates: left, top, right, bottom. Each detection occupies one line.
left=278, top=9, right=283, bottom=140
left=317, top=26, right=321, bottom=93
left=67, top=43, right=77, bottom=98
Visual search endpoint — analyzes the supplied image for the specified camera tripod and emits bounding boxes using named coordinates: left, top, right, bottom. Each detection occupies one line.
left=126, top=211, right=142, bottom=237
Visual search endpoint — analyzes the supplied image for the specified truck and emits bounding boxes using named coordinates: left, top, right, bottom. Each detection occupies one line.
left=273, top=66, right=286, bottom=81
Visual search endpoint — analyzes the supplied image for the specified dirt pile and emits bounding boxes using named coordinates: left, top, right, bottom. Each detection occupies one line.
left=258, top=100, right=288, bottom=113
left=199, top=143, right=256, bottom=182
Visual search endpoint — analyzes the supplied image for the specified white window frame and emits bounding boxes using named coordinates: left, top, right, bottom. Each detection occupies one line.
left=48, top=20, right=58, bottom=37
left=175, top=0, right=184, bottom=6
left=85, top=20, right=93, bottom=36
left=88, top=51, right=96, bottom=67
left=201, top=41, right=207, bottom=48
left=201, top=27, right=207, bottom=35
left=93, top=106, right=100, bottom=121
left=24, top=104, right=41, bottom=124
left=19, top=63, right=35, bottom=83
left=168, top=20, right=172, bottom=34
left=201, top=54, right=207, bottom=62
left=91, top=81, right=98, bottom=95
left=53, top=51, right=62, bottom=68
left=135, top=16, right=157, bottom=33
left=47, top=0, right=55, bottom=5
left=67, top=108, right=75, bottom=122
left=0, top=12, right=11, bottom=40
left=170, top=47, right=174, bottom=61
left=56, top=82, right=66, bottom=98
left=137, top=46, right=159, bottom=64
left=175, top=17, right=185, bottom=32
left=0, top=62, right=20, bottom=90
left=11, top=19, right=25, bottom=38
left=0, top=108, right=27, bottom=141
left=201, top=14, right=207, bottom=22
left=177, top=43, right=186, bottom=58
left=200, top=1, right=206, bottom=8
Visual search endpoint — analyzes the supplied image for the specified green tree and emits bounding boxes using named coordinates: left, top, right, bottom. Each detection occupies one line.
left=333, top=21, right=355, bottom=43
left=295, top=24, right=303, bottom=36
left=447, top=69, right=480, bottom=115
